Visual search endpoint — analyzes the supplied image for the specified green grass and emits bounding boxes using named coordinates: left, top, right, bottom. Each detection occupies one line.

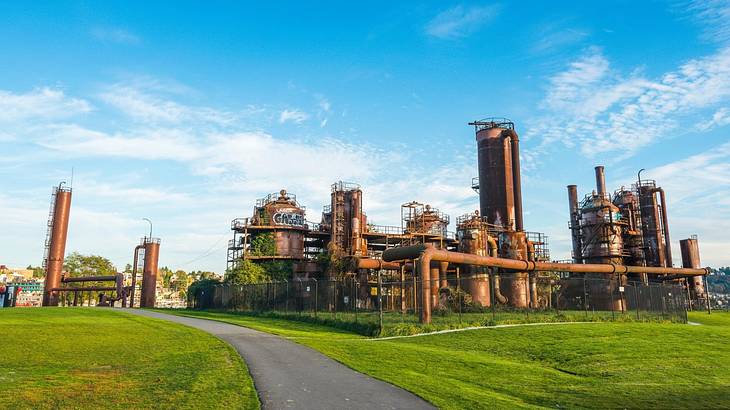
left=2, top=308, right=258, bottom=410
left=161, top=309, right=730, bottom=409
left=198, top=307, right=683, bottom=337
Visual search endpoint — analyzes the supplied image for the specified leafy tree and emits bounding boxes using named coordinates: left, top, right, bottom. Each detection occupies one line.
left=124, top=263, right=133, bottom=273
left=250, top=233, right=276, bottom=256
left=189, top=270, right=218, bottom=280
left=224, top=260, right=267, bottom=285
left=172, top=270, right=190, bottom=292
left=64, top=252, right=116, bottom=277
left=27, top=265, right=45, bottom=278
left=159, top=266, right=174, bottom=287
left=260, top=260, right=293, bottom=281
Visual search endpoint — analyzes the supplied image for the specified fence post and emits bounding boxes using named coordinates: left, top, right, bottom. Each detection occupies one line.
left=490, top=269, right=496, bottom=323
left=297, top=278, right=302, bottom=316
left=285, top=280, right=289, bottom=314
left=355, top=281, right=359, bottom=323
left=377, top=269, right=383, bottom=333
left=583, top=276, right=588, bottom=319
left=313, top=278, right=318, bottom=318
left=457, top=267, right=462, bottom=324
left=634, top=283, right=640, bottom=321
left=704, top=275, right=712, bottom=315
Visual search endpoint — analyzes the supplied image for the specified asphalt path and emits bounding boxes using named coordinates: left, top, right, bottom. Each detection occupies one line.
left=123, top=309, right=434, bottom=410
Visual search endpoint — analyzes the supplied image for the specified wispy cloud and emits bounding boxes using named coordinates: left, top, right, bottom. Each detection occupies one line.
left=91, top=26, right=141, bottom=45
left=529, top=46, right=730, bottom=156
left=680, top=0, right=730, bottom=44
left=278, top=108, right=309, bottom=124
left=531, top=25, right=589, bottom=53
left=425, top=4, right=499, bottom=39
left=0, top=87, right=91, bottom=123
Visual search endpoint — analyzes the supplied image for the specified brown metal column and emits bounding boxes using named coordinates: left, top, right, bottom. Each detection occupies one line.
left=42, top=184, right=72, bottom=307
left=567, top=185, right=582, bottom=263
left=508, top=131, right=524, bottom=232
left=658, top=188, right=673, bottom=266
left=594, top=166, right=607, bottom=197
left=140, top=238, right=160, bottom=308
left=680, top=237, right=705, bottom=305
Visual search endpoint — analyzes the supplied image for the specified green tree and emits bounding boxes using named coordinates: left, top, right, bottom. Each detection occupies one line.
left=27, top=265, right=45, bottom=278
left=224, top=260, right=267, bottom=285
left=63, top=252, right=116, bottom=277
left=124, top=263, right=132, bottom=273
left=159, top=266, right=174, bottom=287
left=250, top=233, right=276, bottom=256
left=260, top=260, right=293, bottom=281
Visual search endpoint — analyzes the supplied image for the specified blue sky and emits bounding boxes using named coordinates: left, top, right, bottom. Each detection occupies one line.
left=1, top=1, right=729, bottom=272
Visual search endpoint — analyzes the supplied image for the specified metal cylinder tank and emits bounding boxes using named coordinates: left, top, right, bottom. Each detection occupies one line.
left=567, top=185, right=582, bottom=263
left=680, top=237, right=706, bottom=305
left=638, top=181, right=667, bottom=268
left=140, top=237, right=160, bottom=308
left=498, top=231, right=529, bottom=308
left=330, top=182, right=367, bottom=256
left=256, top=190, right=306, bottom=259
left=456, top=212, right=492, bottom=306
left=473, top=121, right=516, bottom=230
left=42, top=183, right=72, bottom=307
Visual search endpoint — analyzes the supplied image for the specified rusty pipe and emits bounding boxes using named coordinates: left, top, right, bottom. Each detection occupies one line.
left=130, top=244, right=143, bottom=308
left=418, top=255, right=431, bottom=323
left=567, top=185, right=582, bottom=263
left=595, top=166, right=607, bottom=197
left=356, top=258, right=401, bottom=270
left=439, top=261, right=449, bottom=289
left=493, top=274, right=508, bottom=304
left=657, top=188, right=673, bottom=266
left=504, top=129, right=524, bottom=231
left=383, top=245, right=708, bottom=276
left=386, top=245, right=707, bottom=324
left=487, top=236, right=498, bottom=257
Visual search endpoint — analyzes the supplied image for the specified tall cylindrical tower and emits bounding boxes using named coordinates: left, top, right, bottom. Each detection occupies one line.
left=680, top=236, right=706, bottom=305
left=567, top=185, right=582, bottom=263
left=139, top=237, right=161, bottom=308
left=469, top=118, right=528, bottom=308
left=42, top=183, right=72, bottom=307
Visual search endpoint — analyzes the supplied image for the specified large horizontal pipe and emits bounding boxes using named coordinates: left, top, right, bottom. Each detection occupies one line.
left=62, top=275, right=118, bottom=283
left=383, top=244, right=708, bottom=276
left=49, top=286, right=119, bottom=292
left=356, top=258, right=402, bottom=270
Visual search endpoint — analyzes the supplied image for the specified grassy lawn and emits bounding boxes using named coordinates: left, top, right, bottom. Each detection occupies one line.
left=161, top=309, right=730, bottom=409
left=3, top=308, right=258, bottom=410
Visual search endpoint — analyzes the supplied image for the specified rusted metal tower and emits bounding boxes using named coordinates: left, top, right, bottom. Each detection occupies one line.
left=42, top=182, right=72, bottom=307
left=469, top=118, right=529, bottom=308
left=139, top=237, right=161, bottom=308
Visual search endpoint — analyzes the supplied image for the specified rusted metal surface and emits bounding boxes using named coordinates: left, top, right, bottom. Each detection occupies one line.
left=638, top=181, right=667, bottom=267
left=473, top=123, right=516, bottom=230
left=42, top=183, right=72, bottom=307
left=567, top=185, right=583, bottom=263
left=386, top=243, right=707, bottom=322
left=680, top=237, right=706, bottom=303
left=140, top=238, right=160, bottom=308
left=130, top=244, right=144, bottom=308
left=657, top=188, right=673, bottom=266
left=456, top=211, right=495, bottom=306
left=594, top=166, right=607, bottom=196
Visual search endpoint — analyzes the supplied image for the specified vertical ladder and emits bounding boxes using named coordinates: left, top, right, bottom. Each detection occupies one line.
left=42, top=187, right=57, bottom=270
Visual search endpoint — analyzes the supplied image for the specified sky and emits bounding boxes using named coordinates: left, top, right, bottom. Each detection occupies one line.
left=1, top=1, right=729, bottom=273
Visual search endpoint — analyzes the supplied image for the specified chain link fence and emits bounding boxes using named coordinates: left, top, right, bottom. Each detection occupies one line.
left=189, top=273, right=689, bottom=335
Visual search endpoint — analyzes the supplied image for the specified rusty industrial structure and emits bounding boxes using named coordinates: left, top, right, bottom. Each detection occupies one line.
left=39, top=181, right=162, bottom=308
left=42, top=182, right=73, bottom=306
left=226, top=118, right=709, bottom=324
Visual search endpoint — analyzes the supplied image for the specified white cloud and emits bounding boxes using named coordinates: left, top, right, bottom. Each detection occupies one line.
left=0, top=88, right=91, bottom=124
left=682, top=0, right=730, bottom=44
left=278, top=109, right=309, bottom=124
left=425, top=5, right=499, bottom=39
left=529, top=46, right=730, bottom=156
left=91, top=27, right=141, bottom=45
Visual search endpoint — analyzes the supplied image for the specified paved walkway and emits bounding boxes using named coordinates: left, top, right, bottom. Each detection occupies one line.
left=123, top=309, right=434, bottom=410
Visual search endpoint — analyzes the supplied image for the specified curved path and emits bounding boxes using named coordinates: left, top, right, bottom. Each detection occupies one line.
left=123, top=309, right=434, bottom=410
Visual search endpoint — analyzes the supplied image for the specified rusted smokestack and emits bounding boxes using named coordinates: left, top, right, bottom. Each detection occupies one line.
left=567, top=185, right=582, bottom=263
left=680, top=236, right=705, bottom=304
left=594, top=166, right=607, bottom=197
left=658, top=188, right=673, bottom=266
left=139, top=237, right=160, bottom=308
left=42, top=183, right=72, bottom=307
